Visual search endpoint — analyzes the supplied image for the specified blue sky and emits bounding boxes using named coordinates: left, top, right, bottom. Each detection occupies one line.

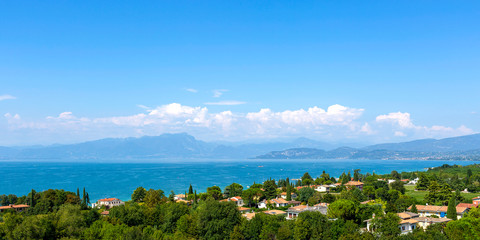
left=1, top=1, right=479, bottom=145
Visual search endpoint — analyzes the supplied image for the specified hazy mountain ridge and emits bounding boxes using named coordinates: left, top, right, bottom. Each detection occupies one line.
left=1, top=133, right=479, bottom=160
left=0, top=133, right=334, bottom=160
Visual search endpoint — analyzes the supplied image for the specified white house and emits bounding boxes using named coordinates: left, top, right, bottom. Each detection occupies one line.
left=229, top=196, right=244, bottom=207
left=93, top=198, right=124, bottom=209
left=314, top=185, right=331, bottom=192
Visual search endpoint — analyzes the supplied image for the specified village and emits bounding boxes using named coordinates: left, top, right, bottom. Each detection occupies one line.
left=83, top=171, right=480, bottom=236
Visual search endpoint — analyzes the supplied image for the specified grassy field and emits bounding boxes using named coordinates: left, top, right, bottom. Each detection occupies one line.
left=405, top=185, right=480, bottom=203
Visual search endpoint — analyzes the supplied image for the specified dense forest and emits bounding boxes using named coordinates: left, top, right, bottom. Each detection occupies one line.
left=2, top=164, right=480, bottom=239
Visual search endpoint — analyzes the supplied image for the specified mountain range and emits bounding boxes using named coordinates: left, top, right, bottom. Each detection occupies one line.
left=0, top=133, right=479, bottom=160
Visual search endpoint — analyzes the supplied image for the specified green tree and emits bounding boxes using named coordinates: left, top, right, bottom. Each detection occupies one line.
left=353, top=169, right=361, bottom=181
left=370, top=212, right=401, bottom=238
left=243, top=188, right=263, bottom=207
left=327, top=199, right=357, bottom=221
left=297, top=187, right=315, bottom=203
left=168, top=191, right=175, bottom=202
left=286, top=184, right=292, bottom=201
left=131, top=187, right=147, bottom=202
left=301, top=172, right=314, bottom=186
left=207, top=186, right=223, bottom=200
left=411, top=204, right=418, bottom=213
left=416, top=173, right=430, bottom=190
left=196, top=199, right=241, bottom=239
left=188, top=184, right=193, bottom=195
left=224, top=183, right=244, bottom=198
left=391, top=170, right=401, bottom=180
left=145, top=189, right=164, bottom=208
left=390, top=180, right=406, bottom=194
left=55, top=204, right=86, bottom=238
left=263, top=179, right=277, bottom=200
left=323, top=193, right=336, bottom=204
left=447, top=196, right=457, bottom=220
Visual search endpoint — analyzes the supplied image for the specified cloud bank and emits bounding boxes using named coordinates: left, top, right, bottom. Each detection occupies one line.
left=1, top=103, right=475, bottom=145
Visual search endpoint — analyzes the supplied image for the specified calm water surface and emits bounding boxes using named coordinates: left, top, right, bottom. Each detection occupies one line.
left=0, top=159, right=476, bottom=202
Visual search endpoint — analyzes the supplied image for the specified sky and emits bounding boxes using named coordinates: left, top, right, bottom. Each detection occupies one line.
left=0, top=1, right=479, bottom=146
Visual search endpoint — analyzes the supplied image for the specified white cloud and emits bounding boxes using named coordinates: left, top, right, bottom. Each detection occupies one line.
left=0, top=95, right=16, bottom=101
left=213, top=89, right=228, bottom=98
left=376, top=111, right=475, bottom=139
left=204, top=100, right=246, bottom=106
left=137, top=104, right=150, bottom=110
left=2, top=104, right=476, bottom=144
left=186, top=88, right=198, bottom=93
left=376, top=112, right=415, bottom=128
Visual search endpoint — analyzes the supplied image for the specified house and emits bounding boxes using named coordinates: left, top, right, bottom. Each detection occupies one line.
left=229, top=196, right=244, bottom=207
left=409, top=178, right=420, bottom=185
left=314, top=185, right=331, bottom=192
left=258, top=198, right=289, bottom=208
left=473, top=196, right=480, bottom=207
left=344, top=181, right=364, bottom=190
left=93, top=198, right=124, bottom=209
left=258, top=200, right=268, bottom=209
left=101, top=211, right=109, bottom=216
left=286, top=204, right=328, bottom=219
left=0, top=204, right=30, bottom=213
left=264, top=209, right=287, bottom=216
left=238, top=207, right=251, bottom=213
left=280, top=192, right=297, bottom=200
left=367, top=212, right=419, bottom=235
left=243, top=212, right=257, bottom=220
left=288, top=200, right=301, bottom=207
left=457, top=203, right=475, bottom=209
left=176, top=199, right=191, bottom=205
left=270, top=198, right=289, bottom=207
left=367, top=211, right=451, bottom=235
left=174, top=194, right=186, bottom=201
left=408, top=205, right=469, bottom=219
left=415, top=217, right=451, bottom=229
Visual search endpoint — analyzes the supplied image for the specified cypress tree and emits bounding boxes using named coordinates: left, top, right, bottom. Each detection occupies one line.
left=30, top=189, right=36, bottom=207
left=188, top=184, right=193, bottom=195
left=286, top=184, right=292, bottom=201
left=447, top=196, right=457, bottom=220
left=86, top=193, right=90, bottom=205
left=194, top=190, right=197, bottom=203
left=82, top=187, right=86, bottom=205
left=77, top=188, right=80, bottom=197
left=411, top=204, right=418, bottom=213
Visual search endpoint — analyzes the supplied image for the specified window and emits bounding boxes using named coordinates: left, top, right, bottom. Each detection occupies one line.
left=402, top=226, right=405, bottom=231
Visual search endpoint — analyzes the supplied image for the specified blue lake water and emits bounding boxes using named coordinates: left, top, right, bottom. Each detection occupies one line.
left=0, top=159, right=477, bottom=202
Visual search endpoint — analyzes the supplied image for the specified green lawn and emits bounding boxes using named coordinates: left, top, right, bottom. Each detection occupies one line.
left=405, top=185, right=480, bottom=204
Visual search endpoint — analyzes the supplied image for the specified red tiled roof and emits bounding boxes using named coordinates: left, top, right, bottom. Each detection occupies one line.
left=457, top=203, right=475, bottom=209
left=230, top=196, right=242, bottom=201
left=409, top=205, right=468, bottom=214
left=101, top=211, right=109, bottom=215
left=0, top=204, right=30, bottom=210
left=98, top=198, right=119, bottom=202
left=345, top=181, right=363, bottom=186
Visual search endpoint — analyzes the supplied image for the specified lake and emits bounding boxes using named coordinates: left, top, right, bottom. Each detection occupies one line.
left=0, top=159, right=477, bottom=202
